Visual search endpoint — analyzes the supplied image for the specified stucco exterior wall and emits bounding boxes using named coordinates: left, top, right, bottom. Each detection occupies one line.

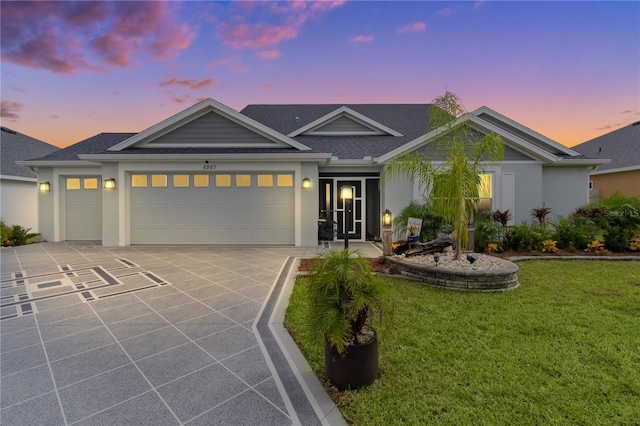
left=0, top=178, right=39, bottom=232
left=589, top=169, right=640, bottom=200
left=542, top=166, right=590, bottom=218
left=500, top=163, right=543, bottom=224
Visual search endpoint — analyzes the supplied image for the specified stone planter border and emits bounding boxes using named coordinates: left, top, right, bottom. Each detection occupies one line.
left=384, top=255, right=519, bottom=292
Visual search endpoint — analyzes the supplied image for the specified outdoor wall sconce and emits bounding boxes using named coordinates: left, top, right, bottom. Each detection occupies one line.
left=383, top=209, right=392, bottom=227
left=39, top=181, right=51, bottom=192
left=302, top=177, right=311, bottom=189
left=340, top=186, right=353, bottom=248
left=104, top=178, right=116, bottom=190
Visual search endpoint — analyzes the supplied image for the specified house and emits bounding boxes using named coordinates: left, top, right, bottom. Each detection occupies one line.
left=571, top=121, right=640, bottom=201
left=20, top=98, right=607, bottom=247
left=1, top=127, right=59, bottom=231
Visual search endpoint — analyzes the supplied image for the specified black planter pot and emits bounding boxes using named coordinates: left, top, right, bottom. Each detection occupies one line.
left=324, top=330, right=378, bottom=390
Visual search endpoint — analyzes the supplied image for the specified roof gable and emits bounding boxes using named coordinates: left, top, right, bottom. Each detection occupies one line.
left=572, top=121, right=640, bottom=173
left=376, top=111, right=579, bottom=164
left=0, top=127, right=58, bottom=179
left=108, top=98, right=310, bottom=151
left=287, top=106, right=403, bottom=137
left=472, top=107, right=580, bottom=157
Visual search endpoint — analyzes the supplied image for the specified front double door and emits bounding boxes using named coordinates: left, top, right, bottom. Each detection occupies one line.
left=319, top=179, right=363, bottom=241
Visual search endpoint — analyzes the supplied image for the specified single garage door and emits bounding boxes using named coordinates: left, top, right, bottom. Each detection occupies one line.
left=65, top=177, right=102, bottom=240
left=130, top=173, right=295, bottom=244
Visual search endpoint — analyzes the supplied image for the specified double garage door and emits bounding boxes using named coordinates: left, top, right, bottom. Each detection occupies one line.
left=130, top=172, right=295, bottom=244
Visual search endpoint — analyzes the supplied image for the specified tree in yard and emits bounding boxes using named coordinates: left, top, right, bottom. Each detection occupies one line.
left=381, top=91, right=504, bottom=260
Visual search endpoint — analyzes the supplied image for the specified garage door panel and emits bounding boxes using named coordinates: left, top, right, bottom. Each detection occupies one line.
left=131, top=173, right=294, bottom=244
left=65, top=178, right=102, bottom=241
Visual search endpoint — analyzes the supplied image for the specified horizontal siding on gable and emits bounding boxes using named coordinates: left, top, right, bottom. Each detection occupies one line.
left=149, top=112, right=279, bottom=146
left=313, top=116, right=376, bottom=133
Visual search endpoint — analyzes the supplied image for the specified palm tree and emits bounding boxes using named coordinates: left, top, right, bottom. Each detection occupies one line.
left=382, top=91, right=504, bottom=260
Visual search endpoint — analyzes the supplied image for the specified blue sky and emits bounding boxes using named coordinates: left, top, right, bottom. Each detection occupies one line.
left=1, top=1, right=638, bottom=148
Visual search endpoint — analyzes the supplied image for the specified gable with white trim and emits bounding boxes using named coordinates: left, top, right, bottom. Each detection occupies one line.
left=288, top=106, right=403, bottom=137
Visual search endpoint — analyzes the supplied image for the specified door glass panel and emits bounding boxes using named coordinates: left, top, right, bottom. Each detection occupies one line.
left=173, top=175, right=189, bottom=187
left=216, top=175, right=231, bottom=187
left=194, top=175, right=209, bottom=187
left=236, top=174, right=251, bottom=187
left=151, top=175, right=167, bottom=187
left=66, top=178, right=80, bottom=190
left=83, top=178, right=98, bottom=189
left=258, top=175, right=273, bottom=187
left=277, top=175, right=293, bottom=187
left=132, top=175, right=147, bottom=187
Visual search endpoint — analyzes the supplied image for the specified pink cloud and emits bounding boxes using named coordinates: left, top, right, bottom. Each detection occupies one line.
left=0, top=1, right=194, bottom=73
left=263, top=83, right=271, bottom=89
left=218, top=19, right=298, bottom=50
left=218, top=1, right=344, bottom=54
left=258, top=49, right=281, bottom=59
left=350, top=35, right=374, bottom=45
left=90, top=34, right=133, bottom=67
left=159, top=77, right=215, bottom=90
left=397, top=22, right=426, bottom=34
left=1, top=99, right=23, bottom=120
left=63, top=2, right=108, bottom=27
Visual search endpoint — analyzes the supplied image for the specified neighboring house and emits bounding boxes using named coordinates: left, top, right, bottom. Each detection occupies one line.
left=20, top=98, right=607, bottom=247
left=572, top=121, right=640, bottom=201
left=0, top=127, right=59, bottom=231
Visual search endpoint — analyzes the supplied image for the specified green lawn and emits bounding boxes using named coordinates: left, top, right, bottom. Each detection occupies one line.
left=284, top=260, right=640, bottom=425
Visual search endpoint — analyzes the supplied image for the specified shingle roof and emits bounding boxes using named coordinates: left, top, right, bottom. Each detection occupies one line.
left=241, top=104, right=434, bottom=159
left=31, top=133, right=136, bottom=162
left=0, top=127, right=59, bottom=178
left=571, top=121, right=640, bottom=172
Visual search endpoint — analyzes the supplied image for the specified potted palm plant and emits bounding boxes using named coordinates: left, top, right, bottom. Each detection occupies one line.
left=307, top=248, right=386, bottom=390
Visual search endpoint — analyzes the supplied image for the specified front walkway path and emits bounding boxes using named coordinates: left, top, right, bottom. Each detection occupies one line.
left=1, top=242, right=381, bottom=425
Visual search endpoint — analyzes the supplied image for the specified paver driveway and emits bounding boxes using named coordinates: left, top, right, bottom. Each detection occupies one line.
left=1, top=242, right=376, bottom=425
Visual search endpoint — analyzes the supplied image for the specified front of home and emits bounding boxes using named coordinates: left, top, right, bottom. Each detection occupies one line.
left=21, top=98, right=607, bottom=247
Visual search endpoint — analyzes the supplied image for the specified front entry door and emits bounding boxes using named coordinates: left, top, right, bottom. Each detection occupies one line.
left=336, top=180, right=362, bottom=240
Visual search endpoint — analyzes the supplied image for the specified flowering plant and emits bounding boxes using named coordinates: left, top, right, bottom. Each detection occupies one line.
left=542, top=240, right=558, bottom=253
left=585, top=240, right=604, bottom=252
left=486, top=243, right=498, bottom=253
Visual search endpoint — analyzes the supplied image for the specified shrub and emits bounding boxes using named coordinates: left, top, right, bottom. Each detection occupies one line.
left=504, top=221, right=551, bottom=251
left=393, top=200, right=449, bottom=242
left=531, top=206, right=552, bottom=227
left=1, top=222, right=40, bottom=247
left=552, top=215, right=595, bottom=251
left=474, top=212, right=501, bottom=252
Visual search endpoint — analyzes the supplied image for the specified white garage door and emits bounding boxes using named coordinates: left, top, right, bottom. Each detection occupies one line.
left=130, top=173, right=295, bottom=244
left=65, top=177, right=102, bottom=240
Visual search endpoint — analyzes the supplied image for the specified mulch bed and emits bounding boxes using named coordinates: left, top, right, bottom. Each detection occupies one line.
left=490, top=250, right=640, bottom=258
left=298, top=250, right=640, bottom=272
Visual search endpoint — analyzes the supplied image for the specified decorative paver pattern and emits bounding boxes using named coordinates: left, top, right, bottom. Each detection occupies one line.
left=1, top=241, right=373, bottom=425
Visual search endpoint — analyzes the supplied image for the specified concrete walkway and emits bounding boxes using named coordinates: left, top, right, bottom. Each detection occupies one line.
left=1, top=242, right=381, bottom=425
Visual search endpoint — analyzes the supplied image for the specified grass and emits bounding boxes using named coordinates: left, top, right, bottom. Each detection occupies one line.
left=284, top=260, right=640, bottom=425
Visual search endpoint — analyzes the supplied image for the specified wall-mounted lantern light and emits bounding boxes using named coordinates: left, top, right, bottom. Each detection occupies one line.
left=383, top=209, right=392, bottom=227
left=302, top=177, right=311, bottom=189
left=104, top=178, right=116, bottom=190
left=39, top=181, right=51, bottom=192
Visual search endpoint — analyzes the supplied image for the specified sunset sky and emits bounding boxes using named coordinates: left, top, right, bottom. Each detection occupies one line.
left=1, top=1, right=638, bottom=149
